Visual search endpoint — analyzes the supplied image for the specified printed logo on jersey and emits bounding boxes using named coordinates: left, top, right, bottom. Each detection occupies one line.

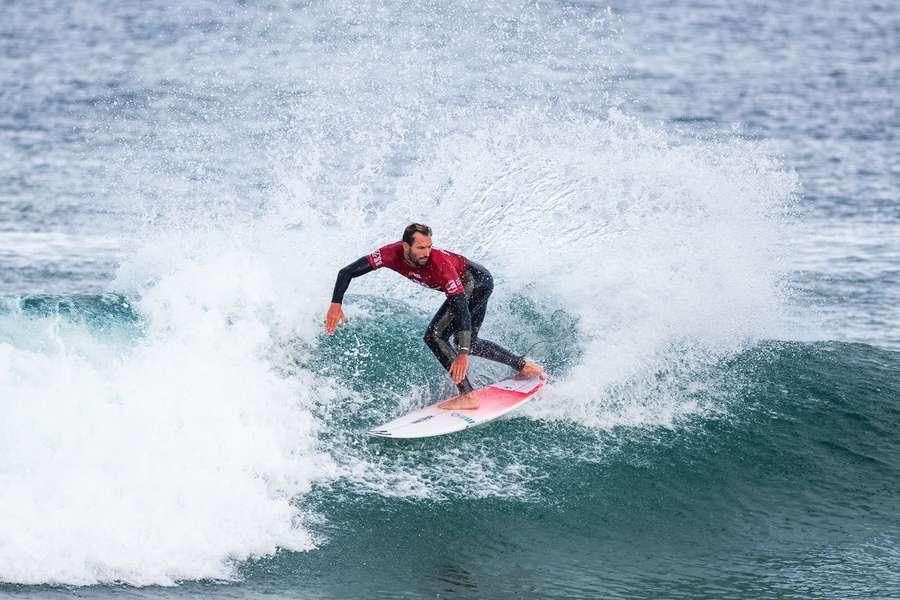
left=446, top=278, right=462, bottom=294
left=370, top=249, right=383, bottom=267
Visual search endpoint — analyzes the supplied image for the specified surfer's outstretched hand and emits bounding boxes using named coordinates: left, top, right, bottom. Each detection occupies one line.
left=325, top=302, right=346, bottom=334
left=450, top=353, right=469, bottom=384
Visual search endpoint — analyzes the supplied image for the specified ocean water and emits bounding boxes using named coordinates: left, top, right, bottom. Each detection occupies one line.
left=1, top=1, right=898, bottom=598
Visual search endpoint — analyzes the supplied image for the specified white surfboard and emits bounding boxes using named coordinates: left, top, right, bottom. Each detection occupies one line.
left=368, top=376, right=545, bottom=439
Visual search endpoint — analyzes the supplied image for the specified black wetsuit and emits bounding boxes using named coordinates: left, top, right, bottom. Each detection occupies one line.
left=332, top=258, right=525, bottom=394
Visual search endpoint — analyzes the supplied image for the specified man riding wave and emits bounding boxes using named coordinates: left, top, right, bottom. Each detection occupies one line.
left=325, top=223, right=544, bottom=409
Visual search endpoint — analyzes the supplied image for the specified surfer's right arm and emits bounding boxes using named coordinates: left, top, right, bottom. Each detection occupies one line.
left=326, top=257, right=374, bottom=334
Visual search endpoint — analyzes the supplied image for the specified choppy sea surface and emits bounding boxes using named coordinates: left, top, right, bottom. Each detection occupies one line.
left=1, top=1, right=898, bottom=598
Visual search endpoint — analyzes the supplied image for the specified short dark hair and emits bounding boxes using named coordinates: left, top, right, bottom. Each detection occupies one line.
left=403, top=223, right=432, bottom=245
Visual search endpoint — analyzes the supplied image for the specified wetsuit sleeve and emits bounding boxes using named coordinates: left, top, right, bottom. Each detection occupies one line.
left=331, top=257, right=374, bottom=304
left=448, top=294, right=472, bottom=351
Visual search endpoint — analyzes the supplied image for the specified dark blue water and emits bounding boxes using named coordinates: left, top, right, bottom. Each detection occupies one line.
left=1, top=1, right=898, bottom=598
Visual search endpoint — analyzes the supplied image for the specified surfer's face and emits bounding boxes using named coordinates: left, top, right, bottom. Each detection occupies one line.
left=404, top=233, right=432, bottom=266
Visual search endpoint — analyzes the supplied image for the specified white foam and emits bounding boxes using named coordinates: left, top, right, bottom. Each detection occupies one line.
left=0, top=220, right=338, bottom=586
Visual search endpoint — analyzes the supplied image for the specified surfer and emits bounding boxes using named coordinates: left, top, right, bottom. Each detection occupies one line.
left=325, top=223, right=544, bottom=409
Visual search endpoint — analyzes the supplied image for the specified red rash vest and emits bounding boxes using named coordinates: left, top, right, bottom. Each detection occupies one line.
left=366, top=241, right=468, bottom=297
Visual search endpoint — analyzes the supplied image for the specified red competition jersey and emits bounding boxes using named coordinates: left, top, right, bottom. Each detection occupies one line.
left=366, top=241, right=468, bottom=297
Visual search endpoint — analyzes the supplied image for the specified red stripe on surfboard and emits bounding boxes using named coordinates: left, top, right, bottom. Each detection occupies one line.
left=472, top=382, right=543, bottom=413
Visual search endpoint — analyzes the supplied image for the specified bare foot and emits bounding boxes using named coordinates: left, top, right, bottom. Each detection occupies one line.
left=515, top=361, right=546, bottom=380
left=438, top=392, right=479, bottom=410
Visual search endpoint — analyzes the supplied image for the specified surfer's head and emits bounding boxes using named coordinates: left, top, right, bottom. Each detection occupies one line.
left=402, top=223, right=432, bottom=266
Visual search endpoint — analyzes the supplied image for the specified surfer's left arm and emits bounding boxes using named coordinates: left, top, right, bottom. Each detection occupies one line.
left=448, top=294, right=472, bottom=383
left=326, top=257, right=373, bottom=333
